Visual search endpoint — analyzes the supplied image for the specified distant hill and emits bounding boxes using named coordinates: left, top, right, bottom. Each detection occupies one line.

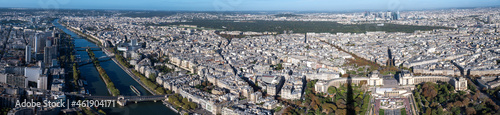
left=273, top=13, right=302, bottom=17
left=119, top=11, right=179, bottom=18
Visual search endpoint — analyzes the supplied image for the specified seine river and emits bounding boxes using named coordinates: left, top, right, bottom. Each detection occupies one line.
left=53, top=19, right=177, bottom=115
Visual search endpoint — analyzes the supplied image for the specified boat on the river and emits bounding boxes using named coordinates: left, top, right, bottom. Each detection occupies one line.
left=130, top=85, right=141, bottom=96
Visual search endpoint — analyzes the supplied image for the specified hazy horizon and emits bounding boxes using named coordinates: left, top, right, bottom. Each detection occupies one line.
left=0, top=0, right=499, bottom=12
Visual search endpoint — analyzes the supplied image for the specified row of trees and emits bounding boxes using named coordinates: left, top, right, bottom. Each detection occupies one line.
left=131, top=69, right=166, bottom=95
left=71, top=54, right=80, bottom=87
left=167, top=94, right=198, bottom=110
left=77, top=107, right=107, bottom=115
left=115, top=52, right=132, bottom=68
left=88, top=50, right=120, bottom=96
left=81, top=107, right=95, bottom=115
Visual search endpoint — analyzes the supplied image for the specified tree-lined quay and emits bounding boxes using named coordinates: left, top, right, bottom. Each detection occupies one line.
left=87, top=49, right=120, bottom=96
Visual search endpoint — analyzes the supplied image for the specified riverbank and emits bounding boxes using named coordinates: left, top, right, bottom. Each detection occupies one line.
left=162, top=100, right=179, bottom=113
left=58, top=20, right=102, bottom=46
left=87, top=49, right=120, bottom=96
left=111, top=55, right=159, bottom=95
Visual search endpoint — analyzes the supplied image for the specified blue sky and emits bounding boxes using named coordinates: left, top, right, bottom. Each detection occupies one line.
left=0, top=0, right=499, bottom=11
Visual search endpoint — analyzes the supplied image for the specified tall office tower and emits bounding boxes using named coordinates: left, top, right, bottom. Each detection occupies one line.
left=44, top=47, right=49, bottom=65
left=44, top=47, right=53, bottom=66
left=34, top=33, right=39, bottom=53
left=31, top=18, right=36, bottom=24
left=43, top=46, right=58, bottom=66
left=392, top=11, right=400, bottom=20
left=487, top=15, right=492, bottom=24
left=386, top=11, right=392, bottom=20
left=46, top=39, right=52, bottom=47
left=40, top=37, right=46, bottom=52
left=51, top=29, right=55, bottom=37
left=37, top=75, right=47, bottom=90
left=396, top=11, right=400, bottom=20
left=25, top=46, right=31, bottom=63
left=304, top=33, right=307, bottom=43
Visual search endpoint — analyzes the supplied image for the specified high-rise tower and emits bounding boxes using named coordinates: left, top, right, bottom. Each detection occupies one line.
left=25, top=46, right=31, bottom=63
left=34, top=33, right=39, bottom=53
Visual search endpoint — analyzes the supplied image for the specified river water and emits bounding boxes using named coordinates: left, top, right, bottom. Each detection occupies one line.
left=53, top=19, right=177, bottom=115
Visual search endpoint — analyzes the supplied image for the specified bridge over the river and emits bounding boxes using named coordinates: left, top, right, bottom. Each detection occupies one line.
left=77, top=55, right=114, bottom=66
left=75, top=46, right=102, bottom=51
left=74, top=47, right=115, bottom=66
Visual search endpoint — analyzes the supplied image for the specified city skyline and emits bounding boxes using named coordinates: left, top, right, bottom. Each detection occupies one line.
left=0, top=0, right=500, bottom=11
